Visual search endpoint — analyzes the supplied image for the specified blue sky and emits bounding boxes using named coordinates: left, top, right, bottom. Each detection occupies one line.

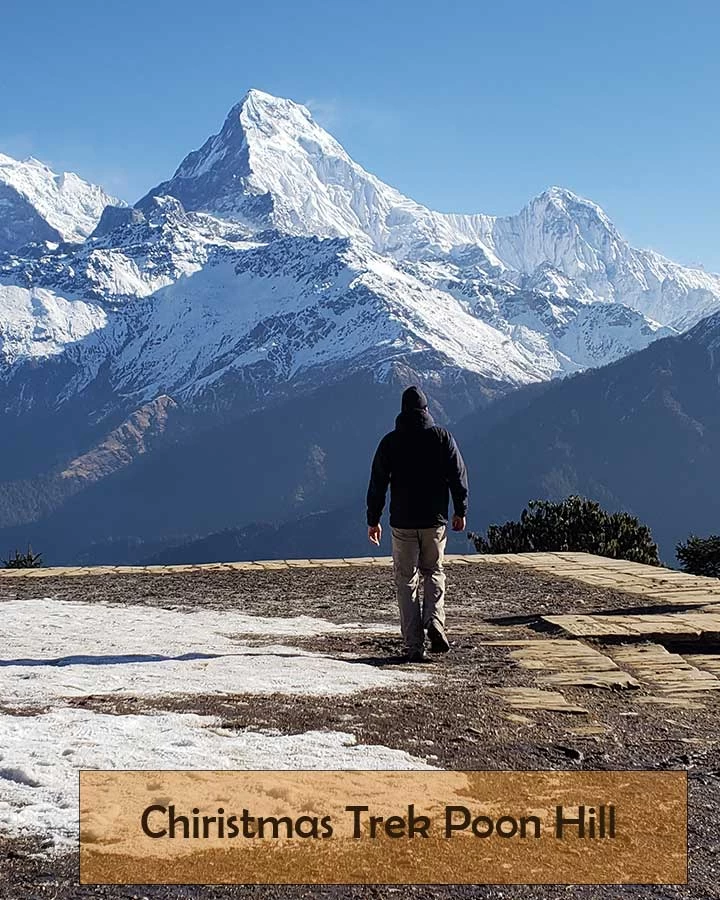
left=2, top=0, right=718, bottom=269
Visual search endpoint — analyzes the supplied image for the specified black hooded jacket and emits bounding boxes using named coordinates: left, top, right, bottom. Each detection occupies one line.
left=366, top=389, right=469, bottom=529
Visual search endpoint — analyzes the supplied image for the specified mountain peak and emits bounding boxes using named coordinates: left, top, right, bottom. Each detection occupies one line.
left=239, top=87, right=311, bottom=114
left=220, top=88, right=312, bottom=131
left=243, top=87, right=281, bottom=103
left=0, top=151, right=121, bottom=251
left=530, top=185, right=600, bottom=212
left=221, top=88, right=334, bottom=157
left=139, top=89, right=368, bottom=236
left=516, top=185, right=620, bottom=250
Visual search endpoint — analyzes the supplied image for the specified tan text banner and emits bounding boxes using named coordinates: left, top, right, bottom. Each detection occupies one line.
left=79, top=770, right=687, bottom=885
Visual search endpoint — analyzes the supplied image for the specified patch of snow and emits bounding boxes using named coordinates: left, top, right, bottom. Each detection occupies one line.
left=0, top=285, right=107, bottom=364
left=0, top=598, right=415, bottom=707
left=4, top=597, right=392, bottom=657
left=0, top=709, right=433, bottom=845
left=0, top=649, right=423, bottom=706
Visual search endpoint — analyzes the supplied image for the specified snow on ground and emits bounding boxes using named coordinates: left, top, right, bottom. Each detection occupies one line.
left=0, top=597, right=431, bottom=847
left=0, top=708, right=433, bottom=846
left=0, top=646, right=424, bottom=705
left=4, top=598, right=390, bottom=658
left=1, top=598, right=418, bottom=705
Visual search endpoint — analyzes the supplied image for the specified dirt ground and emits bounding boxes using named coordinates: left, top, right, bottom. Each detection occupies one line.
left=1, top=563, right=718, bottom=899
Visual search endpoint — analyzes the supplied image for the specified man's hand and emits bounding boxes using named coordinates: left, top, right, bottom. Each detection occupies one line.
left=451, top=515, right=466, bottom=532
left=368, top=524, right=382, bottom=546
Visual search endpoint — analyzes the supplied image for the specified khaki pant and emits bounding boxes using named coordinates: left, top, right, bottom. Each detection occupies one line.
left=391, top=526, right=447, bottom=653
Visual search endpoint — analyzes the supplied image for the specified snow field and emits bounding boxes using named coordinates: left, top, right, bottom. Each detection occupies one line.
left=0, top=597, right=431, bottom=846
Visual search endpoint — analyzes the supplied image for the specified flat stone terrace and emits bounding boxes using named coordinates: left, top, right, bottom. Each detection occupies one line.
left=1, top=547, right=719, bottom=590
left=2, top=552, right=720, bottom=899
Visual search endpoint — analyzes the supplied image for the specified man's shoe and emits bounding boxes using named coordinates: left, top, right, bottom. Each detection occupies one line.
left=427, top=624, right=450, bottom=653
left=406, top=649, right=429, bottom=663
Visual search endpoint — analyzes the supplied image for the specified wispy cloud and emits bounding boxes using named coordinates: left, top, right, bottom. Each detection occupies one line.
left=303, top=96, right=403, bottom=134
left=303, top=97, right=340, bottom=129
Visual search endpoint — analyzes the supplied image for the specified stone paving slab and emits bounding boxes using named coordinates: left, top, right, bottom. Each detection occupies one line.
left=486, top=687, right=588, bottom=714
left=684, top=655, right=720, bottom=676
left=483, top=638, right=640, bottom=689
left=633, top=695, right=707, bottom=709
left=542, top=614, right=639, bottom=638
left=609, top=643, right=720, bottom=695
left=542, top=611, right=720, bottom=641
left=568, top=723, right=611, bottom=737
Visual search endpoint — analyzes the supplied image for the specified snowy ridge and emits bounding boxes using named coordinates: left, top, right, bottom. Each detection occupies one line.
left=0, top=197, right=672, bottom=411
left=0, top=153, right=121, bottom=252
left=681, top=307, right=720, bottom=351
left=144, top=89, right=507, bottom=262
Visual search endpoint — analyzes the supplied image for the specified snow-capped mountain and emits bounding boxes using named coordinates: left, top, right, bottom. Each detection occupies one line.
left=143, top=89, right=720, bottom=330
left=0, top=153, right=121, bottom=252
left=490, top=188, right=720, bottom=328
left=141, top=90, right=500, bottom=261
left=0, top=88, right=717, bottom=422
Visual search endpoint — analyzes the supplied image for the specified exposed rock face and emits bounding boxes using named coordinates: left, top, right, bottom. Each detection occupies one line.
left=60, top=395, right=178, bottom=484
left=0, top=396, right=178, bottom=530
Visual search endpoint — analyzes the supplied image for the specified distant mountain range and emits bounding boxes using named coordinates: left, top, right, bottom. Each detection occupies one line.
left=0, top=89, right=718, bottom=564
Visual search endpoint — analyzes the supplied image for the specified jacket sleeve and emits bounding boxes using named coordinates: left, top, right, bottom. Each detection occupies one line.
left=445, top=432, right=469, bottom=518
left=366, top=437, right=391, bottom=526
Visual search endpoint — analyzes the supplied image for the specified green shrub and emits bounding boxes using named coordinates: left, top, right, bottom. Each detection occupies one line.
left=3, top=546, right=43, bottom=569
left=469, top=496, right=659, bottom=565
left=676, top=535, right=720, bottom=577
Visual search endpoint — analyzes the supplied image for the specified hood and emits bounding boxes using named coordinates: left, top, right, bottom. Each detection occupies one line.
left=401, top=385, right=428, bottom=412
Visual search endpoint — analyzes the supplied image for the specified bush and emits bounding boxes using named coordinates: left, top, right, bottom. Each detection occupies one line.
left=676, top=535, right=720, bottom=577
left=3, top=546, right=43, bottom=569
left=468, top=496, right=660, bottom=565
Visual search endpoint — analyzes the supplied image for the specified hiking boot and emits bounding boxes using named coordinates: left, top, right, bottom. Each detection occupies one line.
left=406, top=649, right=430, bottom=663
left=427, top=623, right=450, bottom=653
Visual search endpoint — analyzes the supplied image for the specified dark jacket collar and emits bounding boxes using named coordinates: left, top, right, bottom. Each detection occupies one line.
left=395, top=408, right=435, bottom=431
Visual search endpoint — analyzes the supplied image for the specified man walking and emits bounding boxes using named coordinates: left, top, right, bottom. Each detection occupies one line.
left=366, top=386, right=469, bottom=663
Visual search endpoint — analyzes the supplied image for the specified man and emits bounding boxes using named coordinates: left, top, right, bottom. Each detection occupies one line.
left=366, top=386, right=469, bottom=663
